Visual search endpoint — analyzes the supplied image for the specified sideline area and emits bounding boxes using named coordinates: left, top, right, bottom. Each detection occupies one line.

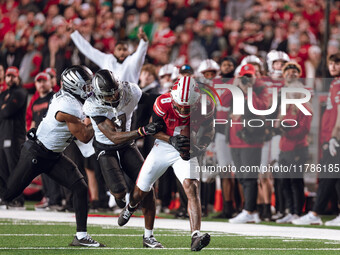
left=1, top=210, right=340, bottom=241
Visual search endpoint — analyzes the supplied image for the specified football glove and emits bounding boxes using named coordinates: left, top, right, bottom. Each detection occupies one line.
left=27, top=127, right=37, bottom=141
left=329, top=137, right=339, bottom=157
left=138, top=122, right=163, bottom=137
left=169, top=135, right=190, bottom=152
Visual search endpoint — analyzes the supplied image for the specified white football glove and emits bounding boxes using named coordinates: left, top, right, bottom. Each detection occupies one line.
left=329, top=137, right=339, bottom=157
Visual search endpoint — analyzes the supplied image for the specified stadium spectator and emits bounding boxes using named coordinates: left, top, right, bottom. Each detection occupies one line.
left=0, top=31, right=23, bottom=70
left=29, top=72, right=63, bottom=211
left=158, top=63, right=175, bottom=94
left=228, top=64, right=269, bottom=224
left=69, top=24, right=148, bottom=84
left=292, top=52, right=340, bottom=226
left=83, top=69, right=163, bottom=248
left=19, top=34, right=44, bottom=92
left=0, top=66, right=27, bottom=209
left=276, top=62, right=312, bottom=224
left=0, top=65, right=6, bottom=93
left=213, top=57, right=236, bottom=219
left=169, top=28, right=207, bottom=69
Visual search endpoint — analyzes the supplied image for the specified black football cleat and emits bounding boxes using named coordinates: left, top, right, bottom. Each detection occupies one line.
left=143, top=235, right=164, bottom=248
left=191, top=233, right=210, bottom=251
left=69, top=234, right=106, bottom=247
left=115, top=197, right=126, bottom=208
left=118, top=205, right=137, bottom=226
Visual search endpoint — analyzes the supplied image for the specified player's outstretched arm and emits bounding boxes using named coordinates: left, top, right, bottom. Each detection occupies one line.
left=98, top=118, right=163, bottom=145
left=56, top=112, right=94, bottom=143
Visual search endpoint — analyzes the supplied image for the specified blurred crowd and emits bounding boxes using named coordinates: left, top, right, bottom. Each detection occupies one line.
left=0, top=0, right=339, bottom=89
left=0, top=0, right=340, bottom=225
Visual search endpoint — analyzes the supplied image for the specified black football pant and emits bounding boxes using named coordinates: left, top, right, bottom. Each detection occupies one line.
left=95, top=143, right=144, bottom=194
left=0, top=140, right=88, bottom=232
left=313, top=145, right=340, bottom=214
left=231, top=147, right=262, bottom=212
left=278, top=147, right=308, bottom=215
left=0, top=140, right=25, bottom=204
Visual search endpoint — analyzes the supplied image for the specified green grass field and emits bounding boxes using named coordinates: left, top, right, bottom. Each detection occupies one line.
left=1, top=218, right=340, bottom=255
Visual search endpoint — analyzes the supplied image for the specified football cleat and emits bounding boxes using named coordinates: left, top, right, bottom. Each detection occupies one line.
left=118, top=205, right=137, bottom=226
left=0, top=199, right=7, bottom=210
left=325, top=215, right=340, bottom=226
left=292, top=211, right=323, bottom=225
left=143, top=235, right=164, bottom=248
left=115, top=197, right=126, bottom=209
left=69, top=234, right=106, bottom=247
left=191, top=233, right=210, bottom=251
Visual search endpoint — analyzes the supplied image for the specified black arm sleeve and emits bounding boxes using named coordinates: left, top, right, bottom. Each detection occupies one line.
left=92, top=116, right=107, bottom=125
left=151, top=111, right=166, bottom=127
left=139, top=93, right=160, bottom=104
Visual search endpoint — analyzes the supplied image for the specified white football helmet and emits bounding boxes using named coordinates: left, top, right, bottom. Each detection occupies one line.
left=197, top=59, right=220, bottom=74
left=170, top=76, right=200, bottom=118
left=158, top=64, right=175, bottom=78
left=266, top=50, right=290, bottom=77
left=234, top=55, right=263, bottom=76
left=171, top=66, right=179, bottom=81
left=61, top=65, right=93, bottom=100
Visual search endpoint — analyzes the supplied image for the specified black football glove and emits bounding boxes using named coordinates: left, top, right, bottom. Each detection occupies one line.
left=138, top=122, right=163, bottom=137
left=169, top=135, right=190, bottom=152
left=27, top=127, right=37, bottom=141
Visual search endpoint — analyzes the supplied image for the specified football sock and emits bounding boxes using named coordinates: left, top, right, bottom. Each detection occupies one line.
left=191, top=230, right=200, bottom=237
left=144, top=229, right=153, bottom=238
left=76, top=232, right=87, bottom=239
left=128, top=203, right=138, bottom=211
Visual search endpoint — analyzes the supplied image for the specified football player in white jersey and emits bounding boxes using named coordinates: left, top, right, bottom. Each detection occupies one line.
left=83, top=69, right=164, bottom=248
left=0, top=66, right=105, bottom=247
left=118, top=76, right=215, bottom=251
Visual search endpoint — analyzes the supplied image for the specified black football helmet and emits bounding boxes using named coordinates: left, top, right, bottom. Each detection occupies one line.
left=61, top=65, right=93, bottom=99
left=92, top=69, right=124, bottom=107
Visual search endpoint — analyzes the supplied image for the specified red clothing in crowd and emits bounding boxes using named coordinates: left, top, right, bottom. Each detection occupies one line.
left=25, top=84, right=60, bottom=130
left=213, top=77, right=234, bottom=120
left=222, top=80, right=270, bottom=148
left=262, top=76, right=285, bottom=96
left=279, top=103, right=313, bottom=152
left=320, top=77, right=340, bottom=144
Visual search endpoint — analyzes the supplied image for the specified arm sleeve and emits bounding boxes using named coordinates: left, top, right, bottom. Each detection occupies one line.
left=151, top=111, right=166, bottom=127
left=92, top=116, right=107, bottom=125
left=128, top=39, right=148, bottom=76
left=70, top=30, right=111, bottom=68
left=0, top=90, right=27, bottom=119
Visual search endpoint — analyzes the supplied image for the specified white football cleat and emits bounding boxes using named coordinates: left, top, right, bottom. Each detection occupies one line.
left=292, top=211, right=323, bottom=225
left=229, top=210, right=260, bottom=224
left=325, top=215, right=340, bottom=226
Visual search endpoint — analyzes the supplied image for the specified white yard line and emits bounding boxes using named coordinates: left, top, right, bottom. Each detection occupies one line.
left=1, top=247, right=340, bottom=251
left=1, top=210, right=340, bottom=241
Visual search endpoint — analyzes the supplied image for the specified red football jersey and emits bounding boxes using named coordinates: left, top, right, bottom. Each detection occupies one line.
left=153, top=92, right=214, bottom=136
left=262, top=76, right=285, bottom=96
left=212, top=77, right=234, bottom=120
left=321, top=77, right=340, bottom=144
left=279, top=103, right=313, bottom=151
